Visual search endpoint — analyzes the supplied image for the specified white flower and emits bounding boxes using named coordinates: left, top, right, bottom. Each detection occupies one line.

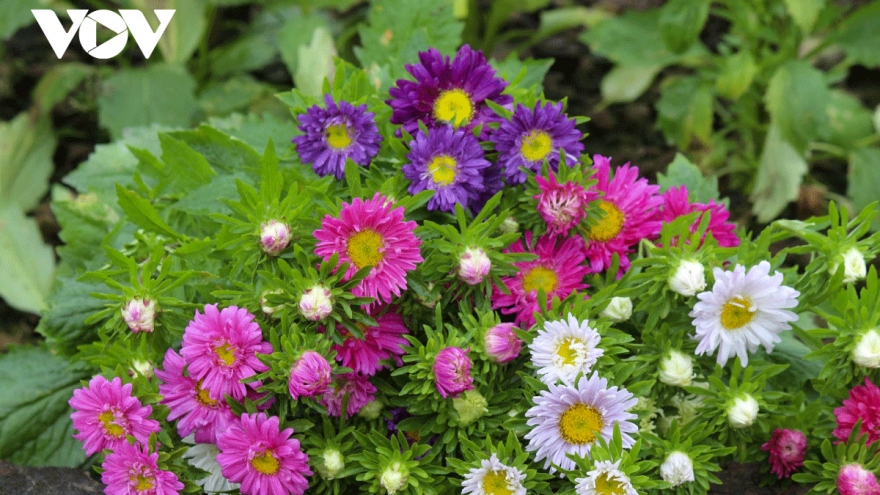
left=182, top=439, right=240, bottom=493
left=317, top=448, right=345, bottom=480
left=660, top=451, right=695, bottom=486
left=458, top=247, right=492, bottom=285
left=380, top=462, right=409, bottom=494
left=259, top=219, right=292, bottom=255
left=600, top=297, right=633, bottom=322
left=530, top=313, right=604, bottom=385
left=658, top=350, right=693, bottom=387
left=668, top=259, right=706, bottom=297
left=299, top=285, right=333, bottom=321
left=852, top=329, right=880, bottom=368
left=690, top=261, right=799, bottom=366
left=461, top=453, right=527, bottom=495
left=259, top=288, right=284, bottom=316
left=574, top=460, right=638, bottom=495
left=841, top=247, right=867, bottom=284
left=121, top=298, right=156, bottom=333
left=727, top=394, right=759, bottom=429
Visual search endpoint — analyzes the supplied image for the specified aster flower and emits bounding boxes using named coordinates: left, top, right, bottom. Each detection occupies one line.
left=321, top=372, right=377, bottom=418
left=293, top=94, right=381, bottom=180
left=314, top=193, right=423, bottom=304
left=492, top=232, right=590, bottom=327
left=534, top=173, right=593, bottom=236
left=761, top=428, right=807, bottom=479
left=216, top=413, right=312, bottom=495
left=525, top=373, right=638, bottom=472
left=483, top=323, right=523, bottom=363
left=495, top=101, right=584, bottom=185
left=472, top=163, right=505, bottom=213
left=433, top=346, right=474, bottom=398
left=69, top=375, right=160, bottom=456
left=403, top=126, right=490, bottom=212
left=387, top=45, right=511, bottom=138
left=156, top=349, right=237, bottom=444
left=582, top=155, right=663, bottom=274
left=461, top=453, right=527, bottom=495
left=834, top=378, right=880, bottom=445
left=333, top=308, right=410, bottom=375
left=182, top=437, right=240, bottom=493
left=660, top=451, right=695, bottom=487
left=180, top=304, right=272, bottom=401
left=690, top=261, right=800, bottom=367
left=838, top=463, right=880, bottom=495
left=574, top=460, right=638, bottom=495
left=529, top=313, right=604, bottom=385
left=458, top=247, right=492, bottom=285
left=101, top=441, right=184, bottom=495
left=288, top=351, right=332, bottom=400
left=657, top=185, right=739, bottom=248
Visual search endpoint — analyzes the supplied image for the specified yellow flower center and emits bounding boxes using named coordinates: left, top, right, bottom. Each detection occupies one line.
left=250, top=450, right=281, bottom=475
left=195, top=380, right=218, bottom=406
left=595, top=472, right=625, bottom=495
left=131, top=473, right=155, bottom=491
left=214, top=343, right=236, bottom=367
left=558, top=403, right=604, bottom=445
left=522, top=266, right=558, bottom=294
left=347, top=229, right=384, bottom=269
left=433, top=88, right=474, bottom=127
left=326, top=123, right=352, bottom=150
left=481, top=470, right=513, bottom=495
left=520, top=130, right=553, bottom=162
left=428, top=154, right=458, bottom=186
left=587, top=200, right=625, bottom=242
left=556, top=337, right=581, bottom=366
left=98, top=410, right=125, bottom=438
left=720, top=295, right=755, bottom=330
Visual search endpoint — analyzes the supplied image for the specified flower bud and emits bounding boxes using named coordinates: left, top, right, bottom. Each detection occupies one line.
left=433, top=347, right=474, bottom=399
left=831, top=247, right=867, bottom=284
left=668, top=259, right=706, bottom=297
left=600, top=296, right=632, bottom=322
left=259, top=219, right=292, bottom=255
left=483, top=323, right=522, bottom=363
left=379, top=462, right=409, bottom=495
left=299, top=285, right=333, bottom=321
left=288, top=351, right=332, bottom=399
left=121, top=298, right=156, bottom=333
left=727, top=393, right=759, bottom=429
left=852, top=329, right=880, bottom=368
left=317, top=448, right=345, bottom=480
left=660, top=451, right=695, bottom=487
left=259, top=289, right=284, bottom=317
left=457, top=247, right=491, bottom=285
left=452, top=390, right=488, bottom=425
left=357, top=398, right=383, bottom=420
left=130, top=359, right=154, bottom=378
left=838, top=463, right=880, bottom=495
left=499, top=216, right=519, bottom=234
left=658, top=350, right=694, bottom=387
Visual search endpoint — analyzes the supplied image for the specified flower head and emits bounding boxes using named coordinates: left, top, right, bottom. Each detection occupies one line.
left=761, top=428, right=807, bottom=479
left=574, top=459, right=638, bottom=495
left=529, top=313, right=604, bottom=385
left=837, top=463, right=880, bottom=495
left=259, top=220, right=291, bottom=256
left=320, top=372, right=377, bottom=418
left=534, top=173, right=593, bottom=236
left=656, top=185, right=739, bottom=247
left=668, top=259, right=706, bottom=297
left=458, top=246, right=492, bottom=285
left=298, top=285, right=333, bottom=321
left=121, top=298, right=157, bottom=333
left=660, top=451, right=695, bottom=487
left=288, top=351, right=332, bottom=400
left=183, top=441, right=240, bottom=493
left=853, top=329, right=880, bottom=368
left=453, top=389, right=489, bottom=425
left=433, top=346, right=474, bottom=398
left=317, top=448, right=346, bottom=480
left=727, top=393, right=759, bottom=429
left=461, top=453, right=527, bottom=495
left=333, top=308, right=410, bottom=375
left=483, top=322, right=522, bottom=363
left=658, top=349, right=694, bottom=387
left=380, top=461, right=409, bottom=495
left=600, top=296, right=632, bottom=322
left=834, top=377, right=880, bottom=444
left=101, top=442, right=184, bottom=495
left=834, top=247, right=868, bottom=284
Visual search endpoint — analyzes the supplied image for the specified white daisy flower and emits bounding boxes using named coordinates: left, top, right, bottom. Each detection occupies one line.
left=461, top=453, right=527, bottom=495
left=690, top=261, right=799, bottom=367
left=181, top=436, right=240, bottom=493
left=660, top=451, right=695, bottom=486
left=525, top=373, right=638, bottom=473
left=530, top=313, right=604, bottom=385
left=574, top=460, right=638, bottom=495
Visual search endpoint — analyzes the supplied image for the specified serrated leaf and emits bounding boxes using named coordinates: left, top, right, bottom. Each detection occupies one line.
left=490, top=54, right=554, bottom=95
left=659, top=0, right=710, bottom=53
left=764, top=60, right=830, bottom=153
left=168, top=125, right=261, bottom=175
left=158, top=133, right=216, bottom=191
left=657, top=152, right=720, bottom=203
left=116, top=185, right=182, bottom=239
left=207, top=113, right=297, bottom=159
left=133, top=0, right=207, bottom=63
left=784, top=0, right=825, bottom=33
left=35, top=276, right=107, bottom=354
left=0, top=206, right=55, bottom=314
left=831, top=1, right=880, bottom=68
left=600, top=64, right=660, bottom=103
left=50, top=186, right=117, bottom=274
left=0, top=112, right=56, bottom=211
left=848, top=147, right=880, bottom=231
left=750, top=125, right=808, bottom=223
left=581, top=10, right=703, bottom=67
left=294, top=27, right=337, bottom=99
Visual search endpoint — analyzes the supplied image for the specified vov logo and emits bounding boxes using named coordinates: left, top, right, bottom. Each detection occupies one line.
left=31, top=10, right=175, bottom=59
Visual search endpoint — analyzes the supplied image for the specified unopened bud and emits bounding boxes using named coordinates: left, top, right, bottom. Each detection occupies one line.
left=458, top=247, right=491, bottom=285
left=660, top=451, right=695, bottom=487
left=600, top=296, right=632, bottom=322
left=299, top=285, right=333, bottom=321
left=357, top=399, right=384, bottom=420
left=668, top=259, right=706, bottom=297
left=658, top=350, right=694, bottom=387
left=379, top=462, right=408, bottom=494
left=853, top=329, right=880, bottom=368
left=452, top=390, right=488, bottom=425
left=727, top=394, right=759, bottom=429
left=483, top=323, right=522, bottom=363
left=499, top=216, right=519, bottom=234
left=121, top=298, right=156, bottom=333
left=259, top=220, right=292, bottom=255
left=317, top=448, right=345, bottom=480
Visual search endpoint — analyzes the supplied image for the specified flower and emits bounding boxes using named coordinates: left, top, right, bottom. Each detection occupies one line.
left=317, top=448, right=345, bottom=480
left=298, top=285, right=333, bottom=321
left=458, top=247, right=492, bottom=285
left=833, top=247, right=867, bottom=284
left=495, top=101, right=584, bottom=185
left=834, top=378, right=880, bottom=445
left=321, top=372, right=377, bottom=418
left=529, top=313, right=604, bottom=385
left=853, top=329, right=880, bottom=368
left=293, top=94, right=381, bottom=180
left=216, top=413, right=312, bottom=495
left=332, top=308, right=410, bottom=375
left=259, top=220, right=292, bottom=256
left=101, top=442, right=184, bottom=495
left=387, top=45, right=511, bottom=138
left=658, top=349, right=694, bottom=387
left=668, top=259, right=706, bottom=297
left=121, top=298, right=156, bottom=333
left=534, top=173, right=593, bottom=236
left=837, top=463, right=880, bottom=495
left=461, top=453, right=527, bottom=495
left=582, top=155, right=663, bottom=274
left=690, top=261, right=800, bottom=367
left=492, top=232, right=590, bottom=327
left=483, top=323, right=523, bottom=363
left=183, top=439, right=240, bottom=493
left=656, top=185, right=739, bottom=247
left=357, top=399, right=384, bottom=420
left=727, top=394, right=759, bottom=429
left=69, top=375, right=160, bottom=456
left=288, top=351, right=332, bottom=400
left=660, top=451, right=695, bottom=486
left=156, top=349, right=237, bottom=444
left=314, top=193, right=423, bottom=304
left=453, top=390, right=489, bottom=425
left=259, top=289, right=284, bottom=317
left=433, top=346, right=474, bottom=398
left=574, top=460, right=638, bottom=495
left=379, top=461, right=409, bottom=495
left=525, top=373, right=638, bottom=472
left=402, top=126, right=490, bottom=212
left=600, top=297, right=632, bottom=322
left=499, top=216, right=519, bottom=234
left=180, top=304, right=272, bottom=401
left=761, top=428, right=807, bottom=479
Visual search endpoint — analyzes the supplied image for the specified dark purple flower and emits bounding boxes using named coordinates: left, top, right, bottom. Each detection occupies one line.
left=471, top=162, right=505, bottom=214
left=387, top=45, right=512, bottom=139
left=494, top=101, right=584, bottom=185
left=293, top=94, right=382, bottom=180
left=403, top=126, right=490, bottom=212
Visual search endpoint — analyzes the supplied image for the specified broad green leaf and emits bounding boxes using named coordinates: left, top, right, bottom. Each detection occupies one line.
left=294, top=27, right=337, bottom=99
left=0, top=0, right=37, bottom=40
left=536, top=6, right=608, bottom=40
left=116, top=185, right=183, bottom=239
left=657, top=153, right=720, bottom=203
left=656, top=76, right=714, bottom=148
left=36, top=276, right=107, bottom=354
left=659, top=0, right=710, bottom=53
left=209, top=31, right=278, bottom=78
left=750, top=125, right=808, bottom=223
left=581, top=10, right=700, bottom=67
left=783, top=0, right=825, bottom=33
left=600, top=64, right=660, bottom=104
left=715, top=50, right=757, bottom=100
left=278, top=12, right=331, bottom=81
left=134, top=0, right=207, bottom=63
left=831, top=1, right=880, bottom=68
left=765, top=60, right=830, bottom=153
left=0, top=112, right=56, bottom=211
left=207, top=112, right=297, bottom=157
left=32, top=63, right=93, bottom=114
left=848, top=147, right=880, bottom=231
left=0, top=206, right=55, bottom=314
left=51, top=186, right=117, bottom=274
left=198, top=76, right=277, bottom=117
left=490, top=54, right=554, bottom=95
left=168, top=125, right=262, bottom=175
left=821, top=90, right=875, bottom=149
left=158, top=133, right=216, bottom=191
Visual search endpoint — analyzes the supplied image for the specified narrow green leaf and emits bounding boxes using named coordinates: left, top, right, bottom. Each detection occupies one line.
left=116, top=185, right=182, bottom=239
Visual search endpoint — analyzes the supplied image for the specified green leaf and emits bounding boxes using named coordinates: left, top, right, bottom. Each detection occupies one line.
left=715, top=50, right=757, bottom=100
left=656, top=76, right=714, bottom=148
left=116, top=185, right=183, bottom=239
left=207, top=112, right=297, bottom=159
left=0, top=346, right=87, bottom=467
left=198, top=76, right=277, bottom=117
left=821, top=90, right=875, bottom=149
left=168, top=125, right=261, bottom=175
left=659, top=0, right=710, bottom=53
left=490, top=54, right=554, bottom=94
left=0, top=112, right=56, bottom=211
left=750, top=125, right=808, bottom=223
left=0, top=0, right=37, bottom=40
left=831, top=1, right=880, bottom=68
left=581, top=10, right=698, bottom=67
left=278, top=12, right=331, bottom=81
left=32, top=63, right=93, bottom=114
left=36, top=276, right=107, bottom=354
left=600, top=64, right=660, bottom=104
left=294, top=27, right=337, bottom=99
left=783, top=0, right=825, bottom=33
left=0, top=206, right=55, bottom=314
left=657, top=152, right=720, bottom=203
left=765, top=60, right=831, bottom=153
left=848, top=147, right=880, bottom=231
left=133, top=0, right=207, bottom=63
left=158, top=133, right=216, bottom=191
left=50, top=186, right=117, bottom=274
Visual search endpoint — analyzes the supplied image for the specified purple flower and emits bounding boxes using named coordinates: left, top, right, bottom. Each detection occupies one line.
left=387, top=45, right=512, bottom=139
left=493, top=101, right=584, bottom=185
left=293, top=94, right=382, bottom=180
left=403, top=126, right=490, bottom=212
left=483, top=323, right=522, bottom=363
left=432, top=347, right=474, bottom=398
left=101, top=442, right=183, bottom=495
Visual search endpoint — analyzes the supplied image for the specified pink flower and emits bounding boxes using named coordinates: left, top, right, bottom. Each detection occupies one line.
left=259, top=220, right=292, bottom=256
left=433, top=347, right=474, bottom=398
left=288, top=351, right=332, bottom=400
left=838, top=463, right=880, bottom=495
left=314, top=193, right=423, bottom=304
left=458, top=247, right=492, bottom=285
left=180, top=304, right=272, bottom=402
left=583, top=155, right=662, bottom=275
left=761, top=428, right=807, bottom=478
left=69, top=375, right=160, bottom=456
left=534, top=173, right=593, bottom=236
left=320, top=372, right=377, bottom=418
left=492, top=232, right=590, bottom=327
left=834, top=378, right=880, bottom=445
left=217, top=413, right=312, bottom=495
left=155, top=349, right=237, bottom=444
left=656, top=185, right=739, bottom=247
left=332, top=308, right=410, bottom=375
left=483, top=323, right=522, bottom=363
left=101, top=441, right=184, bottom=495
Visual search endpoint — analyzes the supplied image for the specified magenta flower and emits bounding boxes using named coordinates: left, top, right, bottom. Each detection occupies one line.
left=333, top=308, right=410, bottom=375
left=69, top=375, right=160, bottom=456
left=761, top=428, right=807, bottom=479
left=101, top=441, right=183, bottom=495
left=217, top=413, right=312, bottom=495
left=458, top=247, right=492, bottom=285
left=834, top=377, right=880, bottom=445
left=433, top=347, right=474, bottom=398
left=320, top=372, right=377, bottom=418
left=483, top=323, right=522, bottom=363
left=657, top=185, right=739, bottom=247
left=288, top=351, right=332, bottom=400
left=838, top=463, right=880, bottom=495
left=180, top=304, right=272, bottom=402
left=534, top=173, right=594, bottom=236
